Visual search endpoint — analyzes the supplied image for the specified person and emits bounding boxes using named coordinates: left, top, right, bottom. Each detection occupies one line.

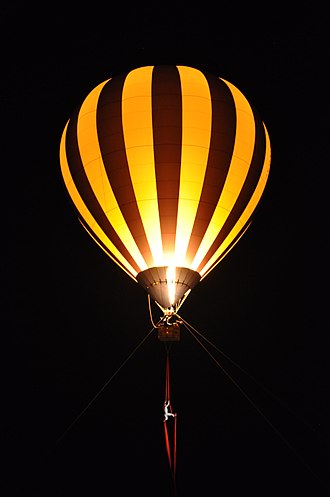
left=163, top=400, right=176, bottom=422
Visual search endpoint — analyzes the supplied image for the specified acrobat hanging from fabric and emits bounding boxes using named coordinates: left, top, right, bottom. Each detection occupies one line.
left=163, top=400, right=177, bottom=422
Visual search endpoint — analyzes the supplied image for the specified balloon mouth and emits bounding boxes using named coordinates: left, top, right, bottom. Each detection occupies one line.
left=137, top=266, right=201, bottom=311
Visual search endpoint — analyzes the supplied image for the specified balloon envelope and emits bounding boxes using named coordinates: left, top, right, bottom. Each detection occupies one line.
left=60, top=66, right=270, bottom=309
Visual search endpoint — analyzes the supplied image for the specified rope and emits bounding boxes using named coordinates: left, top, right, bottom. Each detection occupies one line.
left=173, top=411, right=177, bottom=481
left=177, top=314, right=314, bottom=432
left=56, top=326, right=155, bottom=444
left=165, top=353, right=171, bottom=401
left=180, top=317, right=327, bottom=490
left=148, top=293, right=159, bottom=329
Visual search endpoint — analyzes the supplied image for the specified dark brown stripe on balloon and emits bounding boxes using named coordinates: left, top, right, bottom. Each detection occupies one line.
left=185, top=75, right=237, bottom=265
left=65, top=107, right=140, bottom=274
left=97, top=77, right=153, bottom=266
left=201, top=218, right=252, bottom=279
left=152, top=66, right=182, bottom=256
left=79, top=217, right=136, bottom=278
left=197, top=109, right=267, bottom=273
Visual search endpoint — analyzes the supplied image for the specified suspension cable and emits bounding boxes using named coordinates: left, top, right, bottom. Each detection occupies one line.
left=148, top=293, right=160, bottom=328
left=177, top=314, right=314, bottom=432
left=56, top=326, right=155, bottom=444
left=181, top=319, right=282, bottom=431
left=180, top=317, right=327, bottom=490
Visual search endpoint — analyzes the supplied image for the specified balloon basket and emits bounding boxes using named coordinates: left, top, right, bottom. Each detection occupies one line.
left=157, top=322, right=180, bottom=342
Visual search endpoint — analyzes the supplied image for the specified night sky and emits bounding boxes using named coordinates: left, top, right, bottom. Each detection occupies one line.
left=3, top=4, right=328, bottom=497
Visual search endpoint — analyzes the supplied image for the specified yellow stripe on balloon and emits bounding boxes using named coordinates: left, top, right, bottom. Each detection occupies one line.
left=200, top=122, right=271, bottom=277
left=121, top=66, right=163, bottom=266
left=174, top=66, right=212, bottom=267
left=60, top=121, right=138, bottom=279
left=192, top=78, right=256, bottom=271
left=76, top=79, right=147, bottom=271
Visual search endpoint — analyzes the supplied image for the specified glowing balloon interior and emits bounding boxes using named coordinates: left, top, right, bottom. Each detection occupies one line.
left=60, top=65, right=271, bottom=312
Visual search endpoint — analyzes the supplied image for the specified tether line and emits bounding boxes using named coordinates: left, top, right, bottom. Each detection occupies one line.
left=177, top=315, right=314, bottom=432
left=56, top=326, right=155, bottom=444
left=179, top=317, right=327, bottom=491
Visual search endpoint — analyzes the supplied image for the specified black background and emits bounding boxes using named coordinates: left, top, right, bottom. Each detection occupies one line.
left=3, top=4, right=328, bottom=497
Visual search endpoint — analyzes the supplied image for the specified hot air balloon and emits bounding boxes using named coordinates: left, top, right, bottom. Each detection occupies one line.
left=59, top=66, right=271, bottom=486
left=60, top=65, right=270, bottom=321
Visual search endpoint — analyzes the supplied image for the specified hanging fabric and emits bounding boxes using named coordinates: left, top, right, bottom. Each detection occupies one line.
left=163, top=351, right=177, bottom=489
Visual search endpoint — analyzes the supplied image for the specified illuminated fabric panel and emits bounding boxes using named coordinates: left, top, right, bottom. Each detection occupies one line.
left=200, top=122, right=271, bottom=279
left=151, top=66, right=183, bottom=265
left=60, top=114, right=141, bottom=277
left=193, top=78, right=268, bottom=274
left=122, top=66, right=163, bottom=266
left=174, top=66, right=212, bottom=267
left=60, top=65, right=271, bottom=284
